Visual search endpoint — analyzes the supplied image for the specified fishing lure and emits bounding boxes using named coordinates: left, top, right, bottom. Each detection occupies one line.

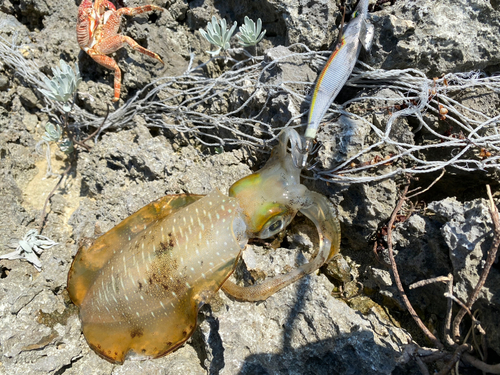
left=296, top=0, right=374, bottom=167
left=67, top=128, right=341, bottom=364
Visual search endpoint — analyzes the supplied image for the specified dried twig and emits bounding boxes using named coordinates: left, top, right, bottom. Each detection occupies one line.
left=462, top=353, right=500, bottom=374
left=388, top=182, right=500, bottom=372
left=3, top=36, right=500, bottom=184
left=409, top=275, right=451, bottom=289
left=406, top=169, right=446, bottom=199
left=444, top=274, right=455, bottom=347
left=419, top=352, right=453, bottom=364
left=479, top=318, right=489, bottom=364
left=81, top=103, right=110, bottom=144
left=386, top=184, right=444, bottom=349
left=415, top=356, right=430, bottom=375
left=436, top=344, right=471, bottom=375
left=452, top=185, right=500, bottom=341
left=445, top=293, right=473, bottom=317
left=471, top=310, right=486, bottom=363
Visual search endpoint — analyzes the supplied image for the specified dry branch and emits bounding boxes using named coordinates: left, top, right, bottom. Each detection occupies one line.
left=1, top=36, right=500, bottom=184
left=452, top=185, right=500, bottom=342
left=386, top=183, right=444, bottom=349
left=463, top=353, right=500, bottom=374
left=436, top=344, right=471, bottom=375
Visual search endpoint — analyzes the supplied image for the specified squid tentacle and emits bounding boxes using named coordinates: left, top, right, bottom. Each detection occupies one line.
left=222, top=190, right=341, bottom=302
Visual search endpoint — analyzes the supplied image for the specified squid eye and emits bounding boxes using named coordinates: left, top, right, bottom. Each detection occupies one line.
left=268, top=219, right=283, bottom=232
left=258, top=216, right=286, bottom=239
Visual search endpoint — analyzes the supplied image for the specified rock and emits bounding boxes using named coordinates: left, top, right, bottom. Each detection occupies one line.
left=368, top=197, right=500, bottom=357
left=71, top=123, right=252, bottom=239
left=69, top=344, right=205, bottom=375
left=433, top=198, right=500, bottom=353
left=18, top=86, right=40, bottom=109
left=264, top=45, right=317, bottom=86
left=187, top=0, right=287, bottom=47
left=338, top=178, right=398, bottom=252
left=199, top=243, right=413, bottom=375
left=0, top=114, right=39, bottom=249
left=62, top=122, right=414, bottom=373
left=266, top=0, right=339, bottom=48
left=258, top=45, right=317, bottom=126
left=364, top=266, right=392, bottom=289
left=0, top=74, right=9, bottom=90
left=369, top=0, right=500, bottom=74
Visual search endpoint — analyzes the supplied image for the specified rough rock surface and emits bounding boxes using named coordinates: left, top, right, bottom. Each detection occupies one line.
left=366, top=197, right=500, bottom=354
left=198, top=245, right=412, bottom=375
left=0, top=0, right=499, bottom=373
left=369, top=0, right=500, bottom=74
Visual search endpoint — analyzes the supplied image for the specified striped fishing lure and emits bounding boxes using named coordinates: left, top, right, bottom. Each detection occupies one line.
left=297, top=0, right=374, bottom=167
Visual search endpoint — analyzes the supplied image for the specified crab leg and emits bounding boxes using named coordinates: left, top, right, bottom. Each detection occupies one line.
left=116, top=5, right=163, bottom=17
left=97, top=7, right=164, bottom=64
left=86, top=51, right=122, bottom=102
left=99, top=34, right=164, bottom=63
left=89, top=8, right=164, bottom=101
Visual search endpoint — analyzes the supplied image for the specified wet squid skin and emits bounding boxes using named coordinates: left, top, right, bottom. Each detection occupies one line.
left=67, top=129, right=341, bottom=364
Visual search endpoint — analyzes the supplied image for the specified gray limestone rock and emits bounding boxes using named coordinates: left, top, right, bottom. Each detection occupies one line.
left=432, top=198, right=500, bottom=353
left=266, top=0, right=339, bottom=49
left=366, top=197, right=500, bottom=357
left=339, top=178, right=398, bottom=253
left=199, top=241, right=412, bottom=375
left=369, top=0, right=500, bottom=74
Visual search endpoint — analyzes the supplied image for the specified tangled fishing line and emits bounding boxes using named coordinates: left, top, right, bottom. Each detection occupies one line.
left=318, top=63, right=500, bottom=183
left=2, top=35, right=499, bottom=184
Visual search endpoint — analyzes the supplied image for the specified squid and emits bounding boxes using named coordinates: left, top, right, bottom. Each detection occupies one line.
left=67, top=128, right=341, bottom=364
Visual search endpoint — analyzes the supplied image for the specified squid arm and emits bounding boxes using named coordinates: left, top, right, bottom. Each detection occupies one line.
left=222, top=187, right=341, bottom=301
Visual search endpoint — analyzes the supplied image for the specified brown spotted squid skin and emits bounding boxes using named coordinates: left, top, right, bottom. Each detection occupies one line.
left=67, top=189, right=247, bottom=364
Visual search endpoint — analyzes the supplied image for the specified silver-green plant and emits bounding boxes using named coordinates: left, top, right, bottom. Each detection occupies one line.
left=44, top=122, right=74, bottom=154
left=0, top=229, right=58, bottom=271
left=237, top=16, right=266, bottom=47
left=42, top=123, right=62, bottom=143
left=58, top=138, right=74, bottom=154
left=36, top=60, right=81, bottom=174
left=200, top=16, right=237, bottom=56
left=39, top=59, right=81, bottom=112
left=41, top=122, right=74, bottom=155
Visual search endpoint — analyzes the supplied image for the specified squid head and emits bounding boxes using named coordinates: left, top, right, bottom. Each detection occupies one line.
left=222, top=129, right=341, bottom=301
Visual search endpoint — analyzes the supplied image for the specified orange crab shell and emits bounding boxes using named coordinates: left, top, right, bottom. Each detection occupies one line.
left=77, top=0, right=117, bottom=50
left=76, top=0, right=164, bottom=101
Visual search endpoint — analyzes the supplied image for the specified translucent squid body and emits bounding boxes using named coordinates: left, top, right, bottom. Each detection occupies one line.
left=67, top=129, right=341, bottom=364
left=295, top=0, right=374, bottom=167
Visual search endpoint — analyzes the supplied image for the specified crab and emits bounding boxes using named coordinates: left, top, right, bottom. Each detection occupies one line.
left=76, top=0, right=164, bottom=102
